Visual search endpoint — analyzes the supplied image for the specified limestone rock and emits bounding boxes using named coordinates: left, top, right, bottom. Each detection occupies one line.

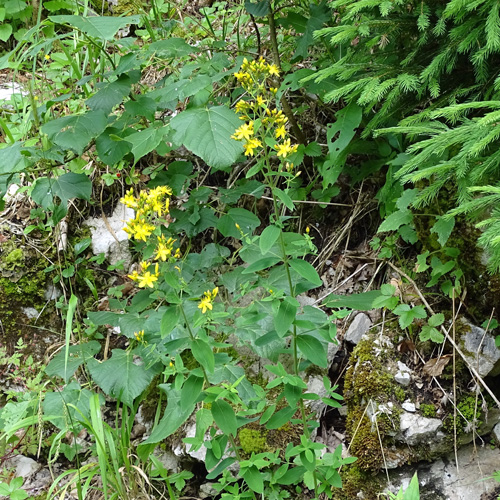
left=5, top=455, right=41, bottom=478
left=84, top=203, right=134, bottom=268
left=398, top=412, right=443, bottom=445
left=345, top=313, right=372, bottom=344
left=199, top=483, right=218, bottom=499
left=461, top=319, right=500, bottom=377
left=386, top=443, right=500, bottom=500
left=493, top=422, right=500, bottom=444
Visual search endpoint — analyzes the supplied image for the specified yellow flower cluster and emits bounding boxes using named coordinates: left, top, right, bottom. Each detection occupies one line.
left=134, top=330, right=144, bottom=342
left=231, top=57, right=299, bottom=161
left=121, top=186, right=181, bottom=289
left=234, top=57, right=280, bottom=91
left=198, top=287, right=218, bottom=314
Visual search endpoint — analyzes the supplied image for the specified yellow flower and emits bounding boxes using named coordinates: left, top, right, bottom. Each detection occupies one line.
left=155, top=236, right=176, bottom=261
left=275, top=139, right=298, bottom=158
left=138, top=271, right=158, bottom=288
left=198, top=287, right=219, bottom=314
left=243, top=138, right=262, bottom=156
left=231, top=121, right=254, bottom=141
left=121, top=189, right=138, bottom=209
left=44, top=54, right=51, bottom=61
left=128, top=270, right=139, bottom=281
left=134, top=330, right=144, bottom=342
left=133, top=220, right=155, bottom=242
left=268, top=64, right=280, bottom=76
left=275, top=124, right=287, bottom=140
left=256, top=95, right=266, bottom=107
left=235, top=100, right=249, bottom=113
left=306, top=226, right=310, bottom=234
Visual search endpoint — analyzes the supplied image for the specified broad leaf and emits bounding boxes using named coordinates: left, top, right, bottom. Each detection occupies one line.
left=431, top=216, right=455, bottom=246
left=243, top=466, right=264, bottom=494
left=297, top=334, right=327, bottom=368
left=244, top=0, right=271, bottom=17
left=31, top=173, right=92, bottom=209
left=42, top=111, right=108, bottom=155
left=211, top=399, right=237, bottom=436
left=266, top=406, right=296, bottom=429
left=171, top=106, right=243, bottom=170
left=87, top=73, right=137, bottom=114
left=87, top=349, right=160, bottom=407
left=260, top=225, right=281, bottom=255
left=218, top=207, right=260, bottom=239
left=192, top=338, right=215, bottom=374
left=49, top=15, right=141, bottom=40
left=289, top=259, right=322, bottom=287
left=274, top=297, right=298, bottom=337
left=45, top=341, right=101, bottom=382
left=378, top=209, right=413, bottom=233
left=323, top=290, right=383, bottom=310
left=127, top=126, right=168, bottom=163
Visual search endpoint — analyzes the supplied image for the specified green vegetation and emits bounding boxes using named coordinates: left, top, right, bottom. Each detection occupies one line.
left=1, top=0, right=500, bottom=499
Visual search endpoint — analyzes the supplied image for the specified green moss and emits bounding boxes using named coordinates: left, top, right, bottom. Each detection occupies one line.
left=4, top=248, right=24, bottom=269
left=238, top=428, right=268, bottom=455
left=420, top=403, right=437, bottom=418
left=333, top=464, right=383, bottom=500
left=443, top=395, right=483, bottom=435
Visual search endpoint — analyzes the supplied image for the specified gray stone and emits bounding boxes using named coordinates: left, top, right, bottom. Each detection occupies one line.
left=461, top=319, right=500, bottom=377
left=84, top=203, right=134, bottom=268
left=305, top=376, right=328, bottom=416
left=199, top=482, right=218, bottom=499
left=493, top=422, right=500, bottom=444
left=4, top=455, right=41, bottom=478
left=402, top=402, right=416, bottom=413
left=345, top=313, right=372, bottom=344
left=395, top=371, right=411, bottom=386
left=398, top=412, right=442, bottom=445
left=21, top=307, right=39, bottom=320
left=386, top=443, right=500, bottom=499
left=152, top=449, right=180, bottom=473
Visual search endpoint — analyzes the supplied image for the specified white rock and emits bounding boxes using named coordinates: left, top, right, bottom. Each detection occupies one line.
left=345, top=313, right=372, bottom=344
left=394, top=371, right=411, bottom=386
left=0, top=83, right=27, bottom=108
left=199, top=483, right=218, bottom=499
left=152, top=449, right=180, bottom=473
left=386, top=443, right=500, bottom=500
left=398, top=412, right=442, bottom=445
left=44, top=284, right=62, bottom=301
left=84, top=203, right=134, bottom=268
left=21, top=307, right=39, bottom=320
left=397, top=361, right=411, bottom=373
left=5, top=455, right=41, bottom=478
left=493, top=422, right=500, bottom=444
left=461, top=319, right=500, bottom=377
left=402, top=402, right=416, bottom=413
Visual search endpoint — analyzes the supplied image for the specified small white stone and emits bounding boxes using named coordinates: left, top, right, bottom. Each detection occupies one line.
left=345, top=313, right=372, bottom=345
left=402, top=402, right=416, bottom=413
left=394, top=371, right=411, bottom=386
left=22, top=307, right=39, bottom=320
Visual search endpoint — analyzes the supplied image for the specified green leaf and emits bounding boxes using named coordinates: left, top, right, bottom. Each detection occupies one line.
left=96, top=127, right=133, bottom=165
left=260, top=225, right=281, bottom=254
left=304, top=141, right=322, bottom=157
left=241, top=256, right=281, bottom=274
left=49, top=15, right=141, bottom=40
left=289, top=259, right=322, bottom=287
left=419, top=325, right=444, bottom=343
left=393, top=304, right=427, bottom=329
left=431, top=216, right=455, bottom=246
left=192, top=338, right=215, bottom=374
left=148, top=38, right=194, bottom=57
left=87, top=349, right=159, bottom=407
left=217, top=207, right=260, bottom=239
left=378, top=209, right=413, bottom=233
left=0, top=24, right=12, bottom=42
left=266, top=406, right=296, bottom=429
left=243, top=466, right=264, bottom=493
left=180, top=375, right=204, bottom=412
left=323, top=290, right=383, bottom=310
left=274, top=187, right=295, bottom=210
left=161, top=306, right=180, bottom=338
left=297, top=334, right=327, bottom=368
left=45, top=341, right=101, bottom=382
left=86, top=73, right=136, bottom=114
left=138, top=386, right=195, bottom=460
left=244, top=0, right=271, bottom=17
left=127, top=126, right=168, bottom=163
left=275, top=297, right=298, bottom=337
left=428, top=313, right=445, bottom=327
left=211, top=399, right=237, bottom=436
left=31, top=173, right=92, bottom=209
left=42, top=111, right=108, bottom=155
left=170, top=106, right=243, bottom=170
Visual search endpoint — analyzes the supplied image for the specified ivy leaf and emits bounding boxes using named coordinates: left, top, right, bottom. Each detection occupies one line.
left=49, top=15, right=141, bottom=41
left=171, top=106, right=243, bottom=170
left=393, top=304, right=427, bottom=329
left=87, top=349, right=160, bottom=407
left=431, top=216, right=455, bottom=246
